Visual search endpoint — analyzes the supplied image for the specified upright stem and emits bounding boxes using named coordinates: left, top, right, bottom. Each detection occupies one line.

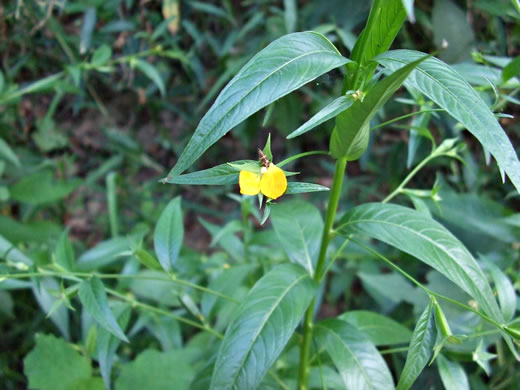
left=297, top=157, right=347, bottom=390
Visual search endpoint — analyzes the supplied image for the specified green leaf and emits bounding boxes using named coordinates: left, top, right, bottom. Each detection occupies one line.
left=10, top=170, right=80, bottom=205
left=115, top=349, right=195, bottom=390
left=285, top=182, right=330, bottom=194
left=271, top=200, right=323, bottom=275
left=166, top=31, right=349, bottom=178
left=262, top=133, right=273, bottom=161
left=69, top=377, right=105, bottom=390
left=331, top=54, right=430, bottom=160
left=97, top=303, right=132, bottom=390
left=24, top=333, right=91, bottom=390
left=349, top=0, right=406, bottom=88
left=336, top=203, right=503, bottom=321
left=80, top=8, right=96, bottom=54
left=437, top=354, right=470, bottom=390
left=210, top=263, right=317, bottom=390
left=0, top=137, right=21, bottom=166
left=284, top=0, right=297, bottom=33
left=133, top=59, right=166, bottom=96
left=33, top=278, right=70, bottom=339
left=314, top=319, right=394, bottom=390
left=376, top=50, right=520, bottom=193
left=201, top=264, right=255, bottom=320
left=55, top=230, right=75, bottom=271
left=153, top=196, right=183, bottom=272
left=91, top=44, right=112, bottom=67
left=339, top=310, right=412, bottom=346
left=485, top=260, right=517, bottom=322
left=77, top=236, right=134, bottom=271
left=78, top=277, right=129, bottom=342
left=396, top=301, right=437, bottom=390
left=162, top=160, right=253, bottom=185
left=503, top=56, right=520, bottom=83
left=287, top=95, right=355, bottom=139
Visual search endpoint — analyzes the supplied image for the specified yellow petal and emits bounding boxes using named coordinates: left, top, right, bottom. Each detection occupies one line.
left=239, top=170, right=261, bottom=195
left=260, top=164, right=287, bottom=200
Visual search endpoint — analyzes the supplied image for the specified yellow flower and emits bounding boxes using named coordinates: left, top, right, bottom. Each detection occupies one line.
left=239, top=164, right=287, bottom=200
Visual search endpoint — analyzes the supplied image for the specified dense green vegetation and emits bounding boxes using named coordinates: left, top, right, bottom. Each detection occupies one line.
left=1, top=0, right=520, bottom=389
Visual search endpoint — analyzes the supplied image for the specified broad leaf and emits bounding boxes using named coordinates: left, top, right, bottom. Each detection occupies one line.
left=78, top=277, right=129, bottom=342
left=314, top=319, right=394, bottom=390
left=396, top=301, right=437, bottom=390
left=502, top=55, right=520, bottom=83
left=437, top=355, right=470, bottom=390
left=287, top=95, right=355, bottom=139
left=24, top=333, right=91, bottom=390
left=376, top=50, right=520, bottom=193
left=165, top=31, right=349, bottom=179
left=154, top=196, right=183, bottom=272
left=210, top=263, right=317, bottom=390
left=271, top=200, right=323, bottom=275
left=336, top=203, right=503, bottom=322
left=331, top=54, right=429, bottom=160
left=115, top=349, right=195, bottom=390
left=339, top=310, right=412, bottom=346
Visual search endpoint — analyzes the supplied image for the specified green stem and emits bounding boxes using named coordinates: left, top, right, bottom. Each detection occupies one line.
left=298, top=157, right=347, bottom=390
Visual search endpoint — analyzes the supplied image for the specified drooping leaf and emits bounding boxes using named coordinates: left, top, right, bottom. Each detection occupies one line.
left=210, top=263, right=317, bottom=390
left=396, top=301, right=437, bottom=390
left=133, top=59, right=166, bottom=96
left=437, top=354, right=470, bottom=390
left=96, top=302, right=132, bottom=390
left=376, top=50, right=520, bottom=193
left=78, top=277, right=129, bottom=342
left=24, top=333, right=91, bottom=390
left=153, top=197, right=184, bottom=272
left=165, top=32, right=349, bottom=179
left=339, top=310, right=412, bottom=346
left=484, top=260, right=517, bottom=322
left=336, top=203, right=503, bottom=322
left=330, top=54, right=430, bottom=160
left=115, top=349, right=195, bottom=390
left=32, top=278, right=70, bottom=339
left=270, top=201, right=323, bottom=275
left=314, top=319, right=394, bottom=390
left=287, top=95, right=355, bottom=139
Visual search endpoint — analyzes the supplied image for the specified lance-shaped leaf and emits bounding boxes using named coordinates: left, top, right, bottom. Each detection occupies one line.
left=165, top=32, right=349, bottom=179
left=210, top=263, right=317, bottom=390
left=314, top=319, right=394, bottom=390
left=285, top=182, right=329, bottom=194
left=376, top=50, right=520, bottom=193
left=336, top=203, right=503, bottom=322
left=78, top=277, right=129, bottom=342
left=437, top=355, right=470, bottom=390
left=348, top=0, right=406, bottom=89
left=287, top=95, right=355, bottom=139
left=162, top=160, right=254, bottom=185
left=330, top=54, right=430, bottom=160
left=154, top=197, right=183, bottom=272
left=396, top=301, right=437, bottom=390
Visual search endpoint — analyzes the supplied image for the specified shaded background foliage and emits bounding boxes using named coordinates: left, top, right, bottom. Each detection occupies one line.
left=0, top=0, right=519, bottom=389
